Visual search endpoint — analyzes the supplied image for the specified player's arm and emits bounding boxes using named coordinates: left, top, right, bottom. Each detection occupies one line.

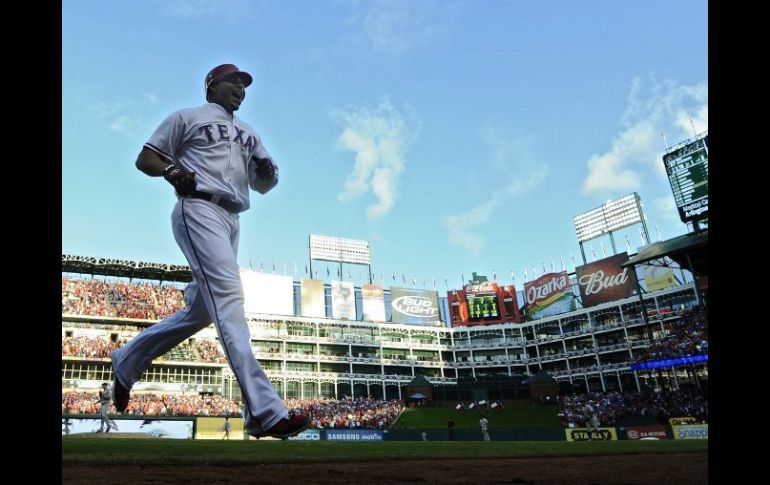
left=135, top=147, right=170, bottom=176
left=137, top=147, right=197, bottom=196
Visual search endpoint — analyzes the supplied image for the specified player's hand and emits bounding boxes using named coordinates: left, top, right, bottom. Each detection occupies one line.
left=163, top=163, right=197, bottom=196
left=254, top=157, right=277, bottom=179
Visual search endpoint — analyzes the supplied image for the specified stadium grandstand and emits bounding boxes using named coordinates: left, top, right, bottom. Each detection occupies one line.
left=62, top=232, right=707, bottom=419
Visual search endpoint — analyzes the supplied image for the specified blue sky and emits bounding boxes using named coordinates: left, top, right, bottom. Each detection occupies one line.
left=62, top=0, right=708, bottom=291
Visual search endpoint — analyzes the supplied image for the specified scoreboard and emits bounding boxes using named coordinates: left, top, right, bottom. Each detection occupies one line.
left=663, top=133, right=708, bottom=223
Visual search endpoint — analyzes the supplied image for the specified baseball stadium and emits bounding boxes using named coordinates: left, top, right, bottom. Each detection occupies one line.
left=62, top=129, right=709, bottom=483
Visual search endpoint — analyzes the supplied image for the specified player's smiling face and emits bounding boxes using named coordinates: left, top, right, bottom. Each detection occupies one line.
left=208, top=75, right=247, bottom=113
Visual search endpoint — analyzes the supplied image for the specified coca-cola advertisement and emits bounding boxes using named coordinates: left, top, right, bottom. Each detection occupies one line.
left=576, top=253, right=638, bottom=307
left=447, top=281, right=521, bottom=327
left=523, top=271, right=574, bottom=320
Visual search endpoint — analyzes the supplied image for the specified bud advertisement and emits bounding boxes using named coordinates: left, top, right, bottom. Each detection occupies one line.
left=575, top=253, right=638, bottom=307
left=361, top=284, right=386, bottom=322
left=390, top=287, right=440, bottom=325
left=523, top=272, right=574, bottom=319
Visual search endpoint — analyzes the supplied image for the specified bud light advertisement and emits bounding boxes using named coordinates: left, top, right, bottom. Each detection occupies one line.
left=390, top=287, right=440, bottom=325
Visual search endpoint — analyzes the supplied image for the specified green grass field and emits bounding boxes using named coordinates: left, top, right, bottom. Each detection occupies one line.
left=393, top=404, right=561, bottom=428
left=62, top=438, right=707, bottom=466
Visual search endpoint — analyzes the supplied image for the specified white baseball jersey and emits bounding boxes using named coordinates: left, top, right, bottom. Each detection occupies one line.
left=144, top=103, right=275, bottom=213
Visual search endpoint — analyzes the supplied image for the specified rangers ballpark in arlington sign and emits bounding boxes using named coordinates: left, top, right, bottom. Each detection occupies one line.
left=662, top=132, right=708, bottom=224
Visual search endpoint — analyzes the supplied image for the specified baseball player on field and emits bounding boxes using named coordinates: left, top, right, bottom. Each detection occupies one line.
left=109, top=63, right=308, bottom=439
left=583, top=400, right=600, bottom=441
left=97, top=382, right=118, bottom=433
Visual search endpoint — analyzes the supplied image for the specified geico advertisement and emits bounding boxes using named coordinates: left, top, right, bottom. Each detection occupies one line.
left=390, top=288, right=440, bottom=325
left=565, top=428, right=618, bottom=441
left=672, top=424, right=708, bottom=440
left=195, top=417, right=245, bottom=440
left=288, top=429, right=321, bottom=441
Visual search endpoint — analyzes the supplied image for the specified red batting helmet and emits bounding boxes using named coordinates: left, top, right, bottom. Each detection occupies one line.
left=204, top=64, right=253, bottom=94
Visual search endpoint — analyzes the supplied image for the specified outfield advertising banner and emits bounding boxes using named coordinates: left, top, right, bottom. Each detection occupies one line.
left=669, top=417, right=697, bottom=426
left=623, top=425, right=668, bottom=440
left=288, top=429, right=322, bottom=441
left=361, top=284, right=386, bottom=322
left=564, top=428, right=618, bottom=442
left=325, top=429, right=383, bottom=441
left=300, top=278, right=326, bottom=318
left=390, top=287, right=440, bottom=325
left=643, top=265, right=677, bottom=292
left=61, top=417, right=194, bottom=439
left=575, top=253, right=638, bottom=307
left=523, top=272, right=574, bottom=320
left=672, top=424, right=708, bottom=440
left=239, top=270, right=294, bottom=316
left=331, top=281, right=356, bottom=320
left=195, top=417, right=245, bottom=440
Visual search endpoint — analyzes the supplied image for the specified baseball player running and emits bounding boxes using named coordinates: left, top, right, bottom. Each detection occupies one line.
left=109, top=63, right=308, bottom=439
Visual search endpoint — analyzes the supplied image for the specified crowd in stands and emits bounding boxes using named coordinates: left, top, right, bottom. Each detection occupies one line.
left=62, top=391, right=403, bottom=429
left=285, top=397, right=403, bottom=430
left=632, top=309, right=708, bottom=363
left=62, top=336, right=128, bottom=359
left=556, top=388, right=708, bottom=427
left=62, top=335, right=227, bottom=364
left=62, top=277, right=184, bottom=320
left=62, top=391, right=242, bottom=417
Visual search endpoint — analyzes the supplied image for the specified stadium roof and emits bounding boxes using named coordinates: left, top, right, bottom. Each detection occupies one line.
left=62, top=254, right=193, bottom=282
left=407, top=375, right=432, bottom=388
left=622, top=230, right=708, bottom=277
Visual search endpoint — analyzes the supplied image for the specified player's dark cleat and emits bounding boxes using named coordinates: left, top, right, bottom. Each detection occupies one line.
left=112, top=376, right=131, bottom=413
left=250, top=413, right=310, bottom=439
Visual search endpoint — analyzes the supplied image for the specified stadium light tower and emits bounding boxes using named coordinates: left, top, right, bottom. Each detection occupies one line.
left=308, top=234, right=372, bottom=283
left=573, top=193, right=649, bottom=264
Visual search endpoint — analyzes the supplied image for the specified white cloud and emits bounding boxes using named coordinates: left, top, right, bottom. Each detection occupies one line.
left=143, top=93, right=160, bottom=105
left=332, top=99, right=420, bottom=219
left=582, top=76, right=708, bottom=195
left=444, top=128, right=549, bottom=254
left=344, top=0, right=449, bottom=56
left=651, top=196, right=681, bottom=225
left=109, top=115, right=140, bottom=134
left=87, top=101, right=128, bottom=118
left=155, top=0, right=256, bottom=21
